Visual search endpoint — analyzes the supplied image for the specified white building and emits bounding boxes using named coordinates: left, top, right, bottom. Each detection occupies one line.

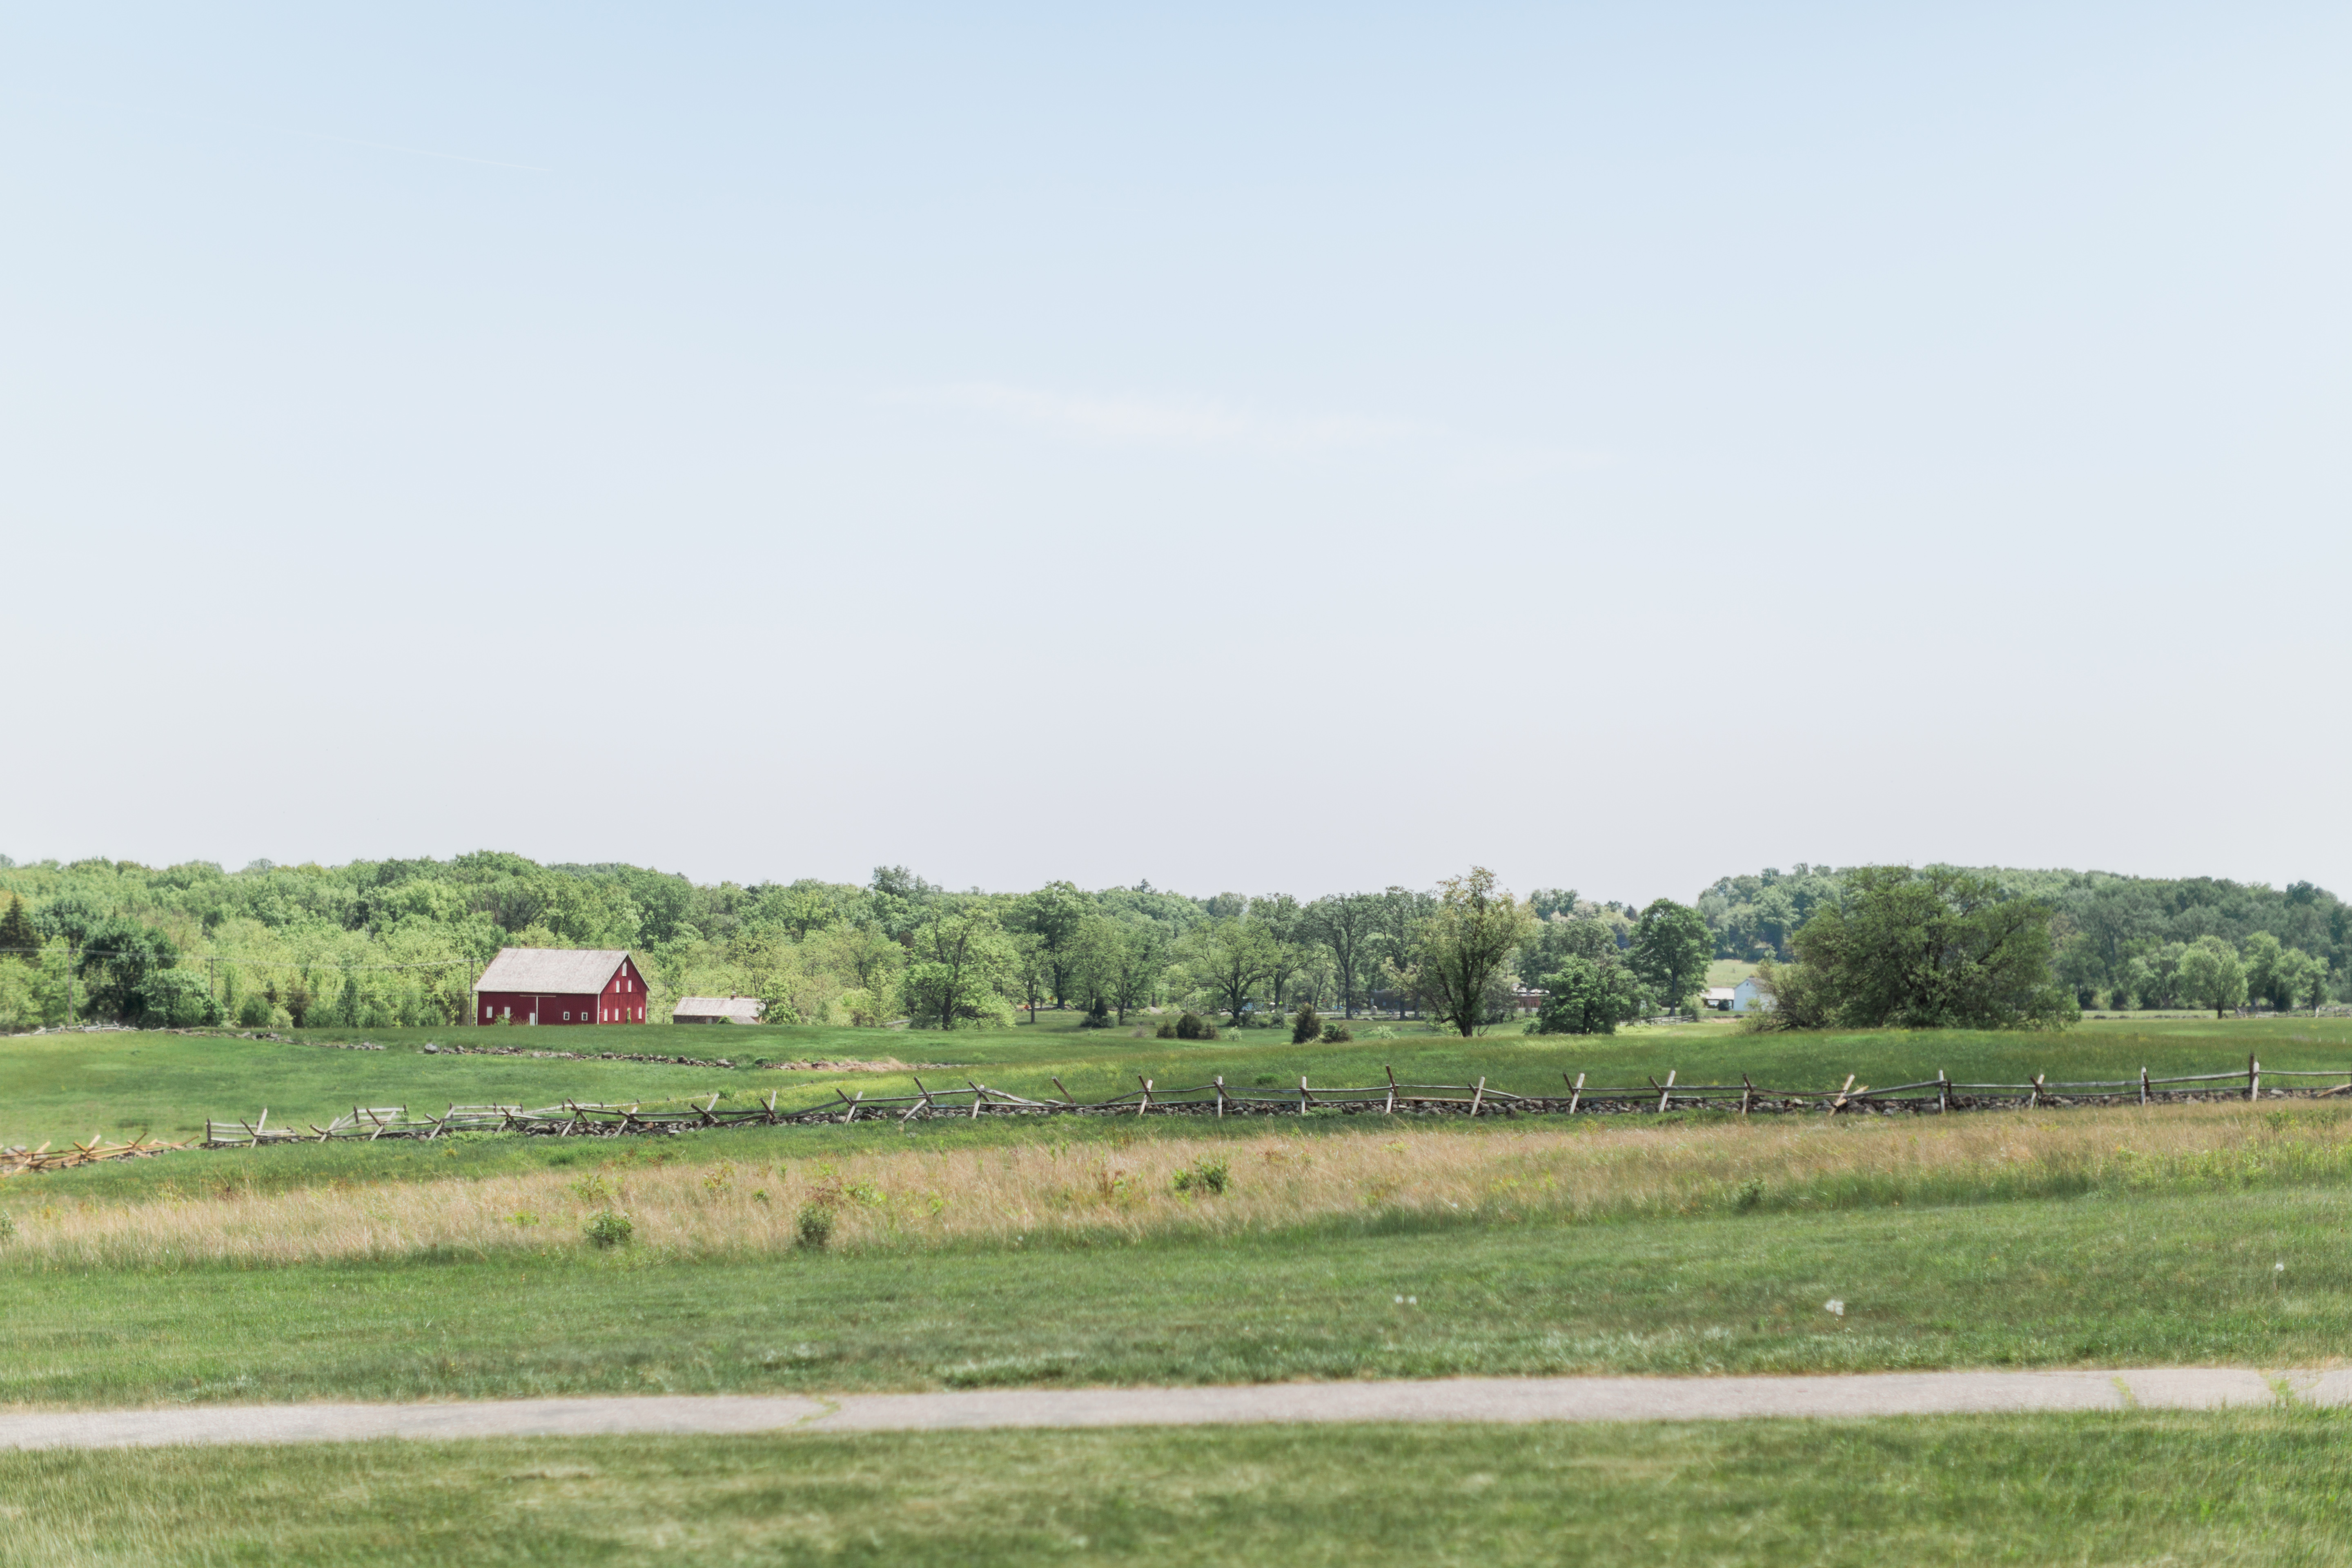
left=1731, top=976, right=1773, bottom=1012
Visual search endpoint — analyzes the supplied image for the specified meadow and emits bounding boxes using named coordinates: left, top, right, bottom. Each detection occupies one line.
left=0, top=1013, right=2349, bottom=1404
left=7, top=1012, right=2352, bottom=1562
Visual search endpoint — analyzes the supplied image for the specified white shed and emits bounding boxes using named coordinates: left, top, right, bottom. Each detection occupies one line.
left=1731, top=976, right=1773, bottom=1012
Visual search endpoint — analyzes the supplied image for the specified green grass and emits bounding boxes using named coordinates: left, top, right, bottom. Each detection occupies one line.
left=4, top=1413, right=2350, bottom=1566
left=5, top=1182, right=2349, bottom=1406
left=10, top=1013, right=2351, bottom=1152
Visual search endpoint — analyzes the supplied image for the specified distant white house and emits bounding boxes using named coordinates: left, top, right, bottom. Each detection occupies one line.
left=1700, top=986, right=1739, bottom=1011
left=1731, top=976, right=1773, bottom=1012
left=673, top=995, right=765, bottom=1025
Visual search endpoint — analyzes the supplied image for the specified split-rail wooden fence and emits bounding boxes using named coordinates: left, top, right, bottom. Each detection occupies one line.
left=199, top=1056, right=2352, bottom=1149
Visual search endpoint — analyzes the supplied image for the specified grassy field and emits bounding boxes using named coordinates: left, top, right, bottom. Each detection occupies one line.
left=7, top=1011, right=2349, bottom=1151
left=4, top=1014, right=2351, bottom=1409
left=2, top=1412, right=2349, bottom=1566
left=5, top=1166, right=2350, bottom=1405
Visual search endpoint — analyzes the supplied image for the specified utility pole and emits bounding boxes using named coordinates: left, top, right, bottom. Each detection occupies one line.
left=66, top=947, right=77, bottom=1027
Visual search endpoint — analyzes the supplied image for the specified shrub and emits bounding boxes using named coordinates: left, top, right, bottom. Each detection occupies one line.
left=583, top=1209, right=633, bottom=1249
left=1155, top=1017, right=1178, bottom=1039
left=1732, top=1178, right=1764, bottom=1212
left=1078, top=1002, right=1114, bottom=1029
left=234, top=993, right=275, bottom=1029
left=1321, top=1021, right=1353, bottom=1043
left=1174, top=1011, right=1208, bottom=1040
left=1171, top=1156, right=1231, bottom=1196
left=1290, top=1004, right=1321, bottom=1044
left=797, top=1204, right=835, bottom=1250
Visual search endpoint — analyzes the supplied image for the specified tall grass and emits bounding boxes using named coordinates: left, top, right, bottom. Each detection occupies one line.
left=5, top=1102, right=2349, bottom=1269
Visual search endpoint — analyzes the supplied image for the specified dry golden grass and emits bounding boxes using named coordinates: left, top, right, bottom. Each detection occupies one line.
left=4, top=1102, right=2348, bottom=1269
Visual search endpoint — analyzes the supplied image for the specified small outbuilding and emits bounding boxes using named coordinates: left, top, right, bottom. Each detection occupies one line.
left=673, top=995, right=765, bottom=1026
left=474, top=948, right=649, bottom=1027
left=1701, top=986, right=1738, bottom=1011
left=1731, top=976, right=1773, bottom=1012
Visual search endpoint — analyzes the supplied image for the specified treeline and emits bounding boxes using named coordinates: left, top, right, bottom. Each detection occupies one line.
left=0, top=853, right=1692, bottom=1034
left=1, top=852, right=2339, bottom=1034
left=1702, top=864, right=2350, bottom=1010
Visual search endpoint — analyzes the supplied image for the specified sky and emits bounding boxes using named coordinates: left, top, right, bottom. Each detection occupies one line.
left=4, top=2, right=2348, bottom=904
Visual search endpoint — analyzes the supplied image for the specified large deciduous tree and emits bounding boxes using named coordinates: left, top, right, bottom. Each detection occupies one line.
left=1628, top=898, right=1714, bottom=1018
left=1018, top=882, right=1091, bottom=1007
left=1406, top=868, right=1536, bottom=1038
left=2178, top=935, right=2247, bottom=1019
left=0, top=895, right=37, bottom=962
left=1185, top=917, right=1278, bottom=1025
left=1783, top=865, right=2077, bottom=1030
left=1307, top=893, right=1379, bottom=1017
left=1531, top=955, right=1643, bottom=1035
left=902, top=908, right=1017, bottom=1030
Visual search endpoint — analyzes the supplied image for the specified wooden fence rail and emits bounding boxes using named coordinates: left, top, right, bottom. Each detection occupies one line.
left=189, top=1055, right=2352, bottom=1150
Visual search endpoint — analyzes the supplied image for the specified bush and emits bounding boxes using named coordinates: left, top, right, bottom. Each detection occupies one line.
left=797, top=1204, right=835, bottom=1250
left=235, top=993, right=275, bottom=1029
left=1172, top=1156, right=1230, bottom=1196
left=1290, top=1004, right=1321, bottom=1044
left=1078, top=1002, right=1114, bottom=1029
left=583, top=1209, right=633, bottom=1249
left=1155, top=1016, right=1177, bottom=1038
left=1321, top=1021, right=1353, bottom=1043
left=1174, top=1011, right=1209, bottom=1040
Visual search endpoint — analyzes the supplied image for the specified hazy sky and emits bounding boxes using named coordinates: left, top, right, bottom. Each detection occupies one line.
left=6, top=3, right=2348, bottom=903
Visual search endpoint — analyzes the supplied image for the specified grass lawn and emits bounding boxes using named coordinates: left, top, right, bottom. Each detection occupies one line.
left=5, top=1180, right=2349, bottom=1406
left=7, top=1013, right=2351, bottom=1152
left=2, top=1412, right=2349, bottom=1566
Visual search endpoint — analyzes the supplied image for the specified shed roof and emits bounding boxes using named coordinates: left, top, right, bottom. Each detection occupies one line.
left=674, top=996, right=764, bottom=1022
left=1702, top=986, right=1739, bottom=1001
left=475, top=948, right=633, bottom=994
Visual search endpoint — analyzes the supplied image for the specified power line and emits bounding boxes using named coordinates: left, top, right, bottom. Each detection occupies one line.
left=0, top=946, right=478, bottom=972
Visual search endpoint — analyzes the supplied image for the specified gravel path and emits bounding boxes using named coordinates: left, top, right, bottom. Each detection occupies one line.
left=1, top=1369, right=2345, bottom=1450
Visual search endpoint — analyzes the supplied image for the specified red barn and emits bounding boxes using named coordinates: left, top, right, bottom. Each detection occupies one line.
left=473, top=948, right=650, bottom=1027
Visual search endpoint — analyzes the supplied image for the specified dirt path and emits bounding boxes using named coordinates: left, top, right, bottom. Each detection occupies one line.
left=2, top=1369, right=2345, bottom=1450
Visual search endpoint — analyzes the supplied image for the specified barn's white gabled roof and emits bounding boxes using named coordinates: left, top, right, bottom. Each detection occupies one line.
left=475, top=948, right=633, bottom=994
left=674, top=996, right=764, bottom=1022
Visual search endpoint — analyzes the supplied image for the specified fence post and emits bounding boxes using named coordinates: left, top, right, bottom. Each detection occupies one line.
left=2139, top=1066, right=2149, bottom=1107
left=1655, top=1070, right=1676, bottom=1114
left=2028, top=1074, right=2044, bottom=1109
left=1741, top=1074, right=1754, bottom=1116
left=1215, top=1075, right=1226, bottom=1118
left=1937, top=1069, right=1949, bottom=1115
left=1566, top=1071, right=1584, bottom=1115
left=1383, top=1064, right=1396, bottom=1116
left=1468, top=1077, right=1486, bottom=1117
left=2249, top=1056, right=2260, bottom=1102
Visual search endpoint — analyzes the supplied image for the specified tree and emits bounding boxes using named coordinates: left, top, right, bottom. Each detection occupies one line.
left=2274, top=947, right=2329, bottom=1016
left=2242, top=932, right=2288, bottom=1011
left=0, top=895, right=36, bottom=962
left=1786, top=865, right=2077, bottom=1030
left=2178, top=935, right=2247, bottom=1018
left=1250, top=894, right=1311, bottom=1011
left=75, top=918, right=180, bottom=1022
left=902, top=908, right=1017, bottom=1029
left=1530, top=956, right=1642, bottom=1035
left=1184, top=917, right=1278, bottom=1025
left=1370, top=886, right=1435, bottom=1018
left=1406, top=868, right=1537, bottom=1038
left=1306, top=893, right=1379, bottom=1017
left=1107, top=922, right=1165, bottom=1023
left=1627, top=899, right=1714, bottom=1017
left=1290, top=1001, right=1322, bottom=1044
left=1016, top=882, right=1091, bottom=1007
left=1009, top=932, right=1052, bottom=1023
